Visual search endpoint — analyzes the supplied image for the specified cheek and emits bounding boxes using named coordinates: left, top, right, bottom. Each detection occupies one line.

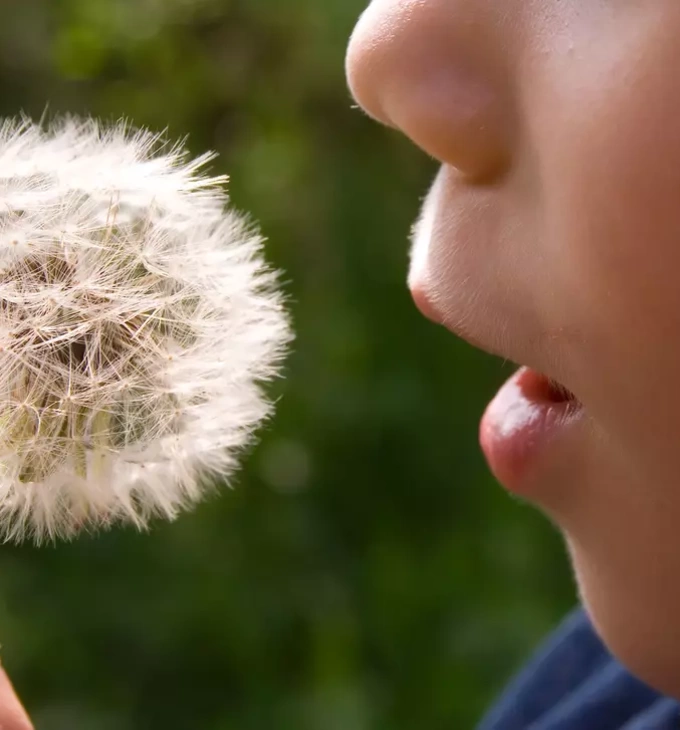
left=529, top=21, right=680, bottom=691
left=561, top=135, right=680, bottom=481
left=533, top=48, right=680, bottom=486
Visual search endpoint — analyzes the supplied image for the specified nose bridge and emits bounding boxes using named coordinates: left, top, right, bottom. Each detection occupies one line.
left=346, top=0, right=512, bottom=180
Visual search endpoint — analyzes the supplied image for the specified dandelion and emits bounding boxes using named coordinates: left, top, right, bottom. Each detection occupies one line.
left=0, top=117, right=292, bottom=543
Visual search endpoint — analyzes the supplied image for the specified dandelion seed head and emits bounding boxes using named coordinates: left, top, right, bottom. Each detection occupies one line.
left=0, top=117, right=292, bottom=543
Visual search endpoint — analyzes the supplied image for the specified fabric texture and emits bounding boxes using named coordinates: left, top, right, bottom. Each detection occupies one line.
left=476, top=607, right=680, bottom=730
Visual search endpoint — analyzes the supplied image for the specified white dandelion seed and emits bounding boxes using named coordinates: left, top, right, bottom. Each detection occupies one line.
left=0, top=116, right=292, bottom=543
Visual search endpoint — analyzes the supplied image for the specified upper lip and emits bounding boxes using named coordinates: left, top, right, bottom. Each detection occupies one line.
left=410, top=283, right=496, bottom=353
left=407, top=165, right=582, bottom=398
left=409, top=256, right=580, bottom=400
left=410, top=283, right=441, bottom=325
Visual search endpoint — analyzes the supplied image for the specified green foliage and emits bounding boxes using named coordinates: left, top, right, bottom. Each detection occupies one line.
left=0, top=1, right=574, bottom=727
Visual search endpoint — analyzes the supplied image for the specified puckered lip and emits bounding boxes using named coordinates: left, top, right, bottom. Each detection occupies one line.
left=479, top=366, right=585, bottom=493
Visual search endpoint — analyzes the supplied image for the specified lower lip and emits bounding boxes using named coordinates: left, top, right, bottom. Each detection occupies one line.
left=479, top=367, right=585, bottom=494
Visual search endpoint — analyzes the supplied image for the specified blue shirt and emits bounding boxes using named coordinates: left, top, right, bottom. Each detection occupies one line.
left=476, top=607, right=680, bottom=730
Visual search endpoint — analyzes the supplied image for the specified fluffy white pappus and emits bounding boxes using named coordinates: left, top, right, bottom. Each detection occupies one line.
left=0, top=117, right=292, bottom=543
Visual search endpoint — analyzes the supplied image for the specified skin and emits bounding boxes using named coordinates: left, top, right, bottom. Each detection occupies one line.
left=347, top=0, right=680, bottom=698
left=0, top=666, right=32, bottom=729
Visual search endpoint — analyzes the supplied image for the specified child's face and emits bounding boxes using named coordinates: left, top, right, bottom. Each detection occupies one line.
left=347, top=0, right=680, bottom=694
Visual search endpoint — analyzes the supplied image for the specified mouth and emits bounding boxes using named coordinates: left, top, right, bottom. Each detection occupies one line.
left=408, top=172, right=589, bottom=494
left=536, top=373, right=580, bottom=406
left=411, top=276, right=587, bottom=493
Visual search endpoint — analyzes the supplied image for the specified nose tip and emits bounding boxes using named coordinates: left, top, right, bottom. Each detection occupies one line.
left=346, top=0, right=512, bottom=181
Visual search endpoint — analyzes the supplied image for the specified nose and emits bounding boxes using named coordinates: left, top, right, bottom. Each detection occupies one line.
left=345, top=0, right=513, bottom=181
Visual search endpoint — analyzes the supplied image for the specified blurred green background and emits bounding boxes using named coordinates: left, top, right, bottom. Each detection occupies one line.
left=0, top=1, right=575, bottom=728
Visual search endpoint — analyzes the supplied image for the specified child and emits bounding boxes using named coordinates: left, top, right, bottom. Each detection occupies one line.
left=346, top=1, right=680, bottom=727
